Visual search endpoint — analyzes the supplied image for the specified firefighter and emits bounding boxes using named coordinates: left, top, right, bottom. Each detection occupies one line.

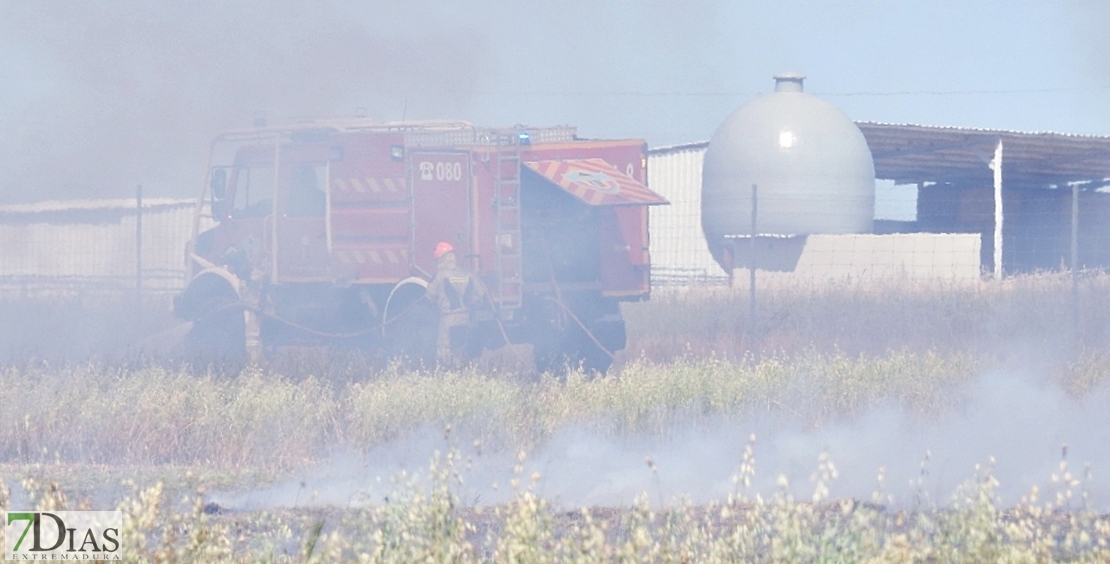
left=424, top=241, right=487, bottom=366
left=223, top=239, right=267, bottom=364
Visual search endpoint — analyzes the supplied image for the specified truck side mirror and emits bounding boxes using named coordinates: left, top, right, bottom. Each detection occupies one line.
left=210, top=168, right=230, bottom=218
left=210, top=168, right=228, bottom=199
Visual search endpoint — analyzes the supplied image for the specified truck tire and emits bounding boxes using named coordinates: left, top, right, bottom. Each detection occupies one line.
left=183, top=307, right=246, bottom=362
left=176, top=271, right=246, bottom=363
left=526, top=294, right=623, bottom=376
left=532, top=318, right=620, bottom=375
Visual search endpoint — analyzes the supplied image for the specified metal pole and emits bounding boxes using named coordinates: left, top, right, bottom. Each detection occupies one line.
left=992, top=140, right=1004, bottom=280
left=1071, top=182, right=1079, bottom=278
left=135, top=184, right=143, bottom=312
left=271, top=135, right=281, bottom=282
left=1071, top=182, right=1080, bottom=336
left=749, top=184, right=757, bottom=333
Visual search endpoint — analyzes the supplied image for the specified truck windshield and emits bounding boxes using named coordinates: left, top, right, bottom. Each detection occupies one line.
left=233, top=164, right=275, bottom=217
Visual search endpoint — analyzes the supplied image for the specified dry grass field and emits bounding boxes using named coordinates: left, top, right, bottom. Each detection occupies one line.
left=626, top=272, right=1110, bottom=362
left=3, top=272, right=1110, bottom=561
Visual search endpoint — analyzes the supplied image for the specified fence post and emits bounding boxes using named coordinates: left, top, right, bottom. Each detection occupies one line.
left=1071, top=181, right=1079, bottom=340
left=136, top=184, right=143, bottom=313
left=749, top=184, right=757, bottom=334
left=1071, top=182, right=1079, bottom=274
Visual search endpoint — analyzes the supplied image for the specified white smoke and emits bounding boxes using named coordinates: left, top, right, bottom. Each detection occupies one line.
left=208, top=368, right=1110, bottom=511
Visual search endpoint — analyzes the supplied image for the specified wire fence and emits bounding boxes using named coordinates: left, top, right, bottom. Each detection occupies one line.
left=0, top=198, right=201, bottom=302
left=650, top=232, right=983, bottom=287
left=1, top=181, right=1105, bottom=302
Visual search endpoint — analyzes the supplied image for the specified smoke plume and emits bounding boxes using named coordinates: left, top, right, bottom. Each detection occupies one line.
left=208, top=368, right=1110, bottom=512
left=0, top=2, right=489, bottom=203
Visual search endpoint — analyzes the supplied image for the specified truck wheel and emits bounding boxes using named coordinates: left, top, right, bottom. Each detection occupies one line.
left=532, top=322, right=616, bottom=375
left=176, top=271, right=245, bottom=362
left=383, top=278, right=438, bottom=367
left=183, top=307, right=246, bottom=361
left=576, top=334, right=615, bottom=374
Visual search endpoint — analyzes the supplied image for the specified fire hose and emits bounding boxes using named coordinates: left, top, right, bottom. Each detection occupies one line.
left=191, top=297, right=421, bottom=340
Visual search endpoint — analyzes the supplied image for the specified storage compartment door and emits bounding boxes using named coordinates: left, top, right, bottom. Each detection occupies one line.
left=410, top=151, right=471, bottom=276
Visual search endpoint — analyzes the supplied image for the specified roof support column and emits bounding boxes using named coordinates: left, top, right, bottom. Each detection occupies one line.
left=1071, top=182, right=1079, bottom=273
left=1071, top=181, right=1079, bottom=307
left=990, top=139, right=1004, bottom=280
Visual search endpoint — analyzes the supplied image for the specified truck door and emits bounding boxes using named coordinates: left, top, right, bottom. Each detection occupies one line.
left=410, top=151, right=471, bottom=276
left=274, top=160, right=330, bottom=282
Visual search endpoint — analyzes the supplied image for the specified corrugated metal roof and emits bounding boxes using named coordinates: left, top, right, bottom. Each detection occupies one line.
left=648, top=140, right=709, bottom=154
left=0, top=198, right=197, bottom=225
left=648, top=122, right=1110, bottom=188
left=858, top=121, right=1110, bottom=140
left=857, top=122, right=1110, bottom=186
left=0, top=198, right=193, bottom=214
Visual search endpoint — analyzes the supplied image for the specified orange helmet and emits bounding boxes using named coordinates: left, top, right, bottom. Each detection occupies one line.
left=434, top=241, right=454, bottom=259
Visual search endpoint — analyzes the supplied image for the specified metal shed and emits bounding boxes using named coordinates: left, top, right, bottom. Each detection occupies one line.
left=648, top=123, right=1110, bottom=280
left=858, top=123, right=1110, bottom=276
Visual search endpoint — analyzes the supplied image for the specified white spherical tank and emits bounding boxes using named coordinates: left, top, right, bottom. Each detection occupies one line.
left=701, top=72, right=875, bottom=269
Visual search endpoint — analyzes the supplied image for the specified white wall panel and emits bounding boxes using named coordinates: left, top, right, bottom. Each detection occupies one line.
left=647, top=145, right=728, bottom=283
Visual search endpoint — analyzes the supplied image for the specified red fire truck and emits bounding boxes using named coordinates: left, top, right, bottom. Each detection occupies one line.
left=174, top=119, right=666, bottom=372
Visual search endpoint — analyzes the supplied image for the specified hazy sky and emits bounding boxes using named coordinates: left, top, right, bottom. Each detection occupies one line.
left=1, top=1, right=1107, bottom=203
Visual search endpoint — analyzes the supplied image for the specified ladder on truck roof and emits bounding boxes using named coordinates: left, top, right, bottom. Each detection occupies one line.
left=494, top=138, right=523, bottom=314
